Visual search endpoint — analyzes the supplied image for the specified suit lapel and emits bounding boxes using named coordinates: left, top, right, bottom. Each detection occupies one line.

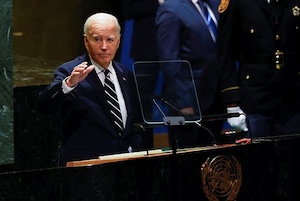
left=206, top=0, right=220, bottom=21
left=182, top=0, right=218, bottom=43
left=113, top=62, right=131, bottom=122
left=183, top=0, right=204, bottom=22
left=84, top=57, right=106, bottom=99
left=84, top=66, right=117, bottom=130
left=182, top=0, right=210, bottom=34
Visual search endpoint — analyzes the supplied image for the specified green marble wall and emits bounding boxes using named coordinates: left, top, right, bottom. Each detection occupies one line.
left=0, top=0, right=14, bottom=165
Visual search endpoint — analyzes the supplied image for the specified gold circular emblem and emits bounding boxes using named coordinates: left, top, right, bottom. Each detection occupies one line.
left=292, top=6, right=300, bottom=16
left=218, top=0, right=230, bottom=13
left=201, top=155, right=242, bottom=201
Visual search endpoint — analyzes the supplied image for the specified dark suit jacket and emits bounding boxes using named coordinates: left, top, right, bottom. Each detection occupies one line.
left=123, top=0, right=160, bottom=60
left=218, top=0, right=300, bottom=115
left=156, top=0, right=221, bottom=113
left=37, top=53, right=143, bottom=166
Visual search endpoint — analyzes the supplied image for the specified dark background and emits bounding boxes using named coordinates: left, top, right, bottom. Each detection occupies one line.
left=13, top=0, right=125, bottom=64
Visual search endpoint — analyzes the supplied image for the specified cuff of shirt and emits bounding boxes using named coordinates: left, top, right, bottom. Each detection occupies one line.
left=62, top=76, right=77, bottom=94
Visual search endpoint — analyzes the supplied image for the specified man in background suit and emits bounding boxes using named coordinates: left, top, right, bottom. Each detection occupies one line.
left=37, top=13, right=144, bottom=166
left=156, top=0, right=225, bottom=147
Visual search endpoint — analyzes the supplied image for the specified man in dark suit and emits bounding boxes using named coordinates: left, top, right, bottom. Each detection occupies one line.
left=156, top=0, right=225, bottom=147
left=218, top=0, right=300, bottom=137
left=37, top=13, right=144, bottom=166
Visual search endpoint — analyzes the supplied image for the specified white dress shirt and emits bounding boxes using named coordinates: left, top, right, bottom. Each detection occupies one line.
left=62, top=59, right=128, bottom=128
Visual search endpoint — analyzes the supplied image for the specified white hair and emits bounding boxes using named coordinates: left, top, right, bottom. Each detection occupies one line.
left=83, top=13, right=121, bottom=35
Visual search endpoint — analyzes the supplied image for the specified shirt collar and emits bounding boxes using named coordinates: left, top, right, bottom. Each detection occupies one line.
left=90, top=57, right=114, bottom=75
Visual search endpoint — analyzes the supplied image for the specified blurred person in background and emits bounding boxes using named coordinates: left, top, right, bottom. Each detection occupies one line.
left=156, top=0, right=225, bottom=148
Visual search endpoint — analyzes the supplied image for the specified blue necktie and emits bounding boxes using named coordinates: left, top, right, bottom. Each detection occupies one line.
left=197, top=0, right=217, bottom=42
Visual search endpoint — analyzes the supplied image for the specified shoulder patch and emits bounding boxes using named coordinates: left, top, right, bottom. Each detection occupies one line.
left=218, top=0, right=230, bottom=13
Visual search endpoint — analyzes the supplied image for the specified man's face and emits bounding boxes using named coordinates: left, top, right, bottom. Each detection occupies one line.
left=84, top=21, right=120, bottom=68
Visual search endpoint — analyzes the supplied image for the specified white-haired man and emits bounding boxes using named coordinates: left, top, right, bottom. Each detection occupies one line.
left=37, top=13, right=144, bottom=166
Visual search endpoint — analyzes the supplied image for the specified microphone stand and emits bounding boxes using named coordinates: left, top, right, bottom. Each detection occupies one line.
left=153, top=98, right=185, bottom=155
left=152, top=97, right=185, bottom=201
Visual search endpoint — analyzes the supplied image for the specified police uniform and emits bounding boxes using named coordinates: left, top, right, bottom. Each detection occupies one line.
left=218, top=0, right=300, bottom=136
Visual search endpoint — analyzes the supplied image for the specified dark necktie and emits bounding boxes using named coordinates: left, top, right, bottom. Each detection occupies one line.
left=104, top=69, right=124, bottom=132
left=197, top=0, right=217, bottom=42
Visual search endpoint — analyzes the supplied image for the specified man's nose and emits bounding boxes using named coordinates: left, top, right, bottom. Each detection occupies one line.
left=101, top=41, right=108, bottom=49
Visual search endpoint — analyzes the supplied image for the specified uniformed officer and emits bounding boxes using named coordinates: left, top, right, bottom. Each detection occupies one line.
left=218, top=0, right=300, bottom=138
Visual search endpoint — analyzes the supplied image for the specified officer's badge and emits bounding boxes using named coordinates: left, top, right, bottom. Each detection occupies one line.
left=218, top=0, right=229, bottom=13
left=292, top=6, right=300, bottom=16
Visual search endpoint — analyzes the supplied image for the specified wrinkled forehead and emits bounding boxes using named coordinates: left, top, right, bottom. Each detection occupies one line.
left=86, top=23, right=120, bottom=39
left=89, top=21, right=115, bottom=31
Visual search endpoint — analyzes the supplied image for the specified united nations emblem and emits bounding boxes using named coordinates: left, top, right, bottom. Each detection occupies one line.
left=292, top=6, right=300, bottom=16
left=218, top=0, right=229, bottom=13
left=201, top=155, right=242, bottom=201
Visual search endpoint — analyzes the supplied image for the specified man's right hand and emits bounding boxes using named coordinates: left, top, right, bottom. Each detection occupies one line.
left=66, top=62, right=95, bottom=87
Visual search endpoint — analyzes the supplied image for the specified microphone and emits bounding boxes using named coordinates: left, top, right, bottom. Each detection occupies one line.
left=152, top=96, right=243, bottom=145
left=153, top=96, right=217, bottom=145
left=151, top=96, right=186, bottom=126
left=152, top=96, right=167, bottom=118
left=152, top=96, right=192, bottom=119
